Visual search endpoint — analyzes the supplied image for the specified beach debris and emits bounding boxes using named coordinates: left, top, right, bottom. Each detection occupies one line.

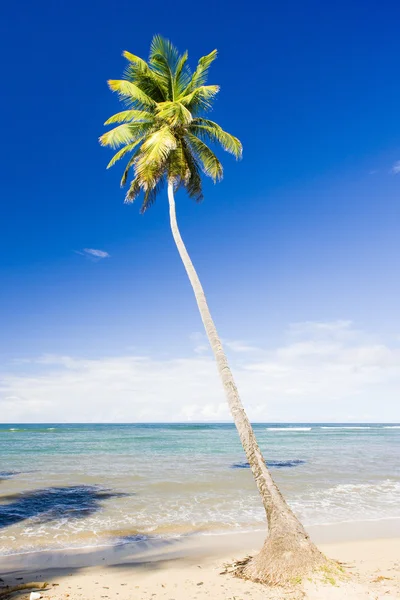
left=220, top=556, right=253, bottom=575
left=372, top=575, right=392, bottom=583
left=0, top=582, right=48, bottom=599
left=30, top=593, right=41, bottom=600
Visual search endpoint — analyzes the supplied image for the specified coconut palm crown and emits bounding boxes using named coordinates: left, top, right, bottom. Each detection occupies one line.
left=100, top=35, right=242, bottom=212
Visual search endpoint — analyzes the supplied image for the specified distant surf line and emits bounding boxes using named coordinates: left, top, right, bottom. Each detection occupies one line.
left=320, top=426, right=372, bottom=430
left=266, top=427, right=312, bottom=431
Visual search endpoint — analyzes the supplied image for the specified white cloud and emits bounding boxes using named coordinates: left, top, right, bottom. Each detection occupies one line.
left=391, top=160, right=400, bottom=174
left=189, top=332, right=210, bottom=355
left=76, top=248, right=110, bottom=259
left=224, top=340, right=262, bottom=353
left=1, top=321, right=400, bottom=423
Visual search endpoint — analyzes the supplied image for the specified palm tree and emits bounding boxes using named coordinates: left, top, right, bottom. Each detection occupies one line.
left=100, top=35, right=330, bottom=585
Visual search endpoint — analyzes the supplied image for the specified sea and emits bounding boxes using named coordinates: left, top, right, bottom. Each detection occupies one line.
left=0, top=423, right=399, bottom=556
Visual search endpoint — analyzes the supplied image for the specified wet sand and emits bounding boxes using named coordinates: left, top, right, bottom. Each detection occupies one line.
left=2, top=524, right=400, bottom=599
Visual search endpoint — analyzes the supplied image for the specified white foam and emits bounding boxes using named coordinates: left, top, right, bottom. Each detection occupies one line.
left=267, top=427, right=311, bottom=431
left=321, top=426, right=371, bottom=429
left=384, top=426, right=400, bottom=429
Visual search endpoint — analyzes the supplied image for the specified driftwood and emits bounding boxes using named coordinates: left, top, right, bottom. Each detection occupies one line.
left=0, top=582, right=48, bottom=598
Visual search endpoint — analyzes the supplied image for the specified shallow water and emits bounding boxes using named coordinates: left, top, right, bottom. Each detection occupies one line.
left=0, top=423, right=399, bottom=555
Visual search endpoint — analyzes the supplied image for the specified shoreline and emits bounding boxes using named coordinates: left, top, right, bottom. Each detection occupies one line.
left=2, top=534, right=399, bottom=599
left=2, top=517, right=400, bottom=573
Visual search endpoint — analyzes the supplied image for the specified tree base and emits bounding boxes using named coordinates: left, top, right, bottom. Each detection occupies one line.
left=236, top=535, right=334, bottom=586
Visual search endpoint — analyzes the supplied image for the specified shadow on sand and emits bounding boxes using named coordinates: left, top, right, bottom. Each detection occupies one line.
left=1, top=529, right=202, bottom=599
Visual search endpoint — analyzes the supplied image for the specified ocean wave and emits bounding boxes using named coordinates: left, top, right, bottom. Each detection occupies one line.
left=320, top=426, right=371, bottom=430
left=0, top=471, right=20, bottom=479
left=384, top=426, right=400, bottom=429
left=2, top=478, right=399, bottom=557
left=0, top=427, right=57, bottom=433
left=266, top=427, right=311, bottom=431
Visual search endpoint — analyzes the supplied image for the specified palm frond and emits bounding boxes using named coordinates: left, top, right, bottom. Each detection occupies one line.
left=149, top=35, right=181, bottom=100
left=186, top=49, right=217, bottom=91
left=181, top=139, right=203, bottom=201
left=123, top=50, right=167, bottom=101
left=156, top=101, right=192, bottom=126
left=106, top=141, right=141, bottom=169
left=149, top=35, right=180, bottom=72
left=139, top=126, right=177, bottom=164
left=108, top=79, right=156, bottom=108
left=120, top=145, right=143, bottom=185
left=122, top=51, right=150, bottom=71
left=168, top=141, right=190, bottom=183
left=124, top=178, right=141, bottom=204
left=185, top=133, right=223, bottom=182
left=190, top=119, right=242, bottom=158
left=134, top=127, right=176, bottom=187
left=179, top=85, right=220, bottom=113
left=102, top=37, right=241, bottom=210
left=141, top=178, right=165, bottom=213
left=174, top=51, right=192, bottom=98
left=99, top=122, right=153, bottom=149
left=104, top=109, right=154, bottom=125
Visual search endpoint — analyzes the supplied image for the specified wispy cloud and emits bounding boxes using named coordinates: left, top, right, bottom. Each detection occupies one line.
left=76, top=248, right=110, bottom=259
left=2, top=321, right=400, bottom=423
left=391, top=161, right=400, bottom=174
left=224, top=340, right=262, bottom=353
left=189, top=332, right=210, bottom=355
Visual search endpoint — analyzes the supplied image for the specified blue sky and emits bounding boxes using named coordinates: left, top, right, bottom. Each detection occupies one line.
left=1, top=0, right=400, bottom=422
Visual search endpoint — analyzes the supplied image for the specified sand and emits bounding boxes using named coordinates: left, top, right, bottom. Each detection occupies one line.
left=1, top=528, right=400, bottom=599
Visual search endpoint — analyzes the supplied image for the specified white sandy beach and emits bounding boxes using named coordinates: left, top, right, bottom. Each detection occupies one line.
left=2, top=525, right=400, bottom=599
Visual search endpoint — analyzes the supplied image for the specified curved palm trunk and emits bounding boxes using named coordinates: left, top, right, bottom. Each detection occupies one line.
left=167, top=182, right=328, bottom=584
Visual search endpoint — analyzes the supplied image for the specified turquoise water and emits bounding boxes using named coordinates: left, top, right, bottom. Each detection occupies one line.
left=0, top=423, right=399, bottom=555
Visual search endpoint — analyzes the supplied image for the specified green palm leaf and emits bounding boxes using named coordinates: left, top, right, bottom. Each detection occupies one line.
left=123, top=50, right=167, bottom=101
left=101, top=36, right=241, bottom=206
left=149, top=35, right=181, bottom=100
left=134, top=127, right=176, bottom=187
left=108, top=80, right=156, bottom=108
left=181, top=139, right=203, bottom=202
left=140, top=178, right=165, bottom=213
left=179, top=85, right=220, bottom=113
left=190, top=119, right=242, bottom=158
left=124, top=178, right=141, bottom=204
left=186, top=49, right=218, bottom=91
left=106, top=141, right=141, bottom=169
left=156, top=101, right=192, bottom=126
left=99, top=122, right=153, bottom=149
left=104, top=109, right=154, bottom=125
left=139, top=126, right=177, bottom=164
left=174, top=51, right=191, bottom=98
left=120, top=145, right=143, bottom=185
left=185, top=133, right=223, bottom=181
